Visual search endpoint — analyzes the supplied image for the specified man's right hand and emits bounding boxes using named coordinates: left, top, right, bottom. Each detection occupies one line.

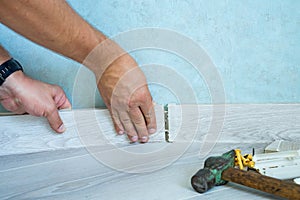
left=97, top=53, right=157, bottom=143
left=0, top=71, right=71, bottom=133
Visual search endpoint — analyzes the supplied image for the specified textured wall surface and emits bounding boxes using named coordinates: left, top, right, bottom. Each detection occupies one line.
left=0, top=0, right=299, bottom=111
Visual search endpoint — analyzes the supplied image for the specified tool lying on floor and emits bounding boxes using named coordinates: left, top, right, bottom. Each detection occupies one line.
left=191, top=149, right=300, bottom=199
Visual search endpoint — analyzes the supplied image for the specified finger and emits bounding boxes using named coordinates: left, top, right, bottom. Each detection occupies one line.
left=58, top=96, right=72, bottom=110
left=45, top=107, right=65, bottom=133
left=12, top=98, right=26, bottom=114
left=53, top=86, right=72, bottom=109
left=110, top=108, right=125, bottom=135
left=12, top=106, right=26, bottom=115
left=1, top=98, right=25, bottom=114
left=129, top=107, right=149, bottom=143
left=140, top=99, right=157, bottom=135
left=119, top=111, right=138, bottom=142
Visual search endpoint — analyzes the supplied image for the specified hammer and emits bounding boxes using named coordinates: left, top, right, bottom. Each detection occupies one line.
left=191, top=150, right=300, bottom=199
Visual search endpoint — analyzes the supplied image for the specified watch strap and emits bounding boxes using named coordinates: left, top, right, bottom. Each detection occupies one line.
left=0, top=58, right=23, bottom=86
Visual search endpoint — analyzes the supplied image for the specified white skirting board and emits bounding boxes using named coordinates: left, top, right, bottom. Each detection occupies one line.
left=0, top=105, right=165, bottom=156
left=265, top=140, right=300, bottom=152
left=0, top=104, right=300, bottom=199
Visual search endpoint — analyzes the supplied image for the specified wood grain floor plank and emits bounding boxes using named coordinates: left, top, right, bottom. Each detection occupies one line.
left=0, top=142, right=278, bottom=200
left=1, top=104, right=299, bottom=199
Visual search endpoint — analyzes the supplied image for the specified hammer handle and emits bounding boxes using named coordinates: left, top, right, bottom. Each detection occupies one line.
left=222, top=167, right=300, bottom=200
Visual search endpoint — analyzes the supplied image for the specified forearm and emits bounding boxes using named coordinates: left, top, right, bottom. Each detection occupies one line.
left=0, top=45, right=11, bottom=64
left=0, top=0, right=106, bottom=65
left=0, top=1, right=157, bottom=141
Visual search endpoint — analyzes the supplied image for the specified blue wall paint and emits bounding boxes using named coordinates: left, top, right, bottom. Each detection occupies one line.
left=0, top=0, right=299, bottom=111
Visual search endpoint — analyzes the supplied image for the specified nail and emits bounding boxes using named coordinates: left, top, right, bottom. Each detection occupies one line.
left=141, top=136, right=148, bottom=143
left=148, top=128, right=156, bottom=134
left=59, top=107, right=72, bottom=112
left=118, top=130, right=124, bottom=135
left=58, top=124, right=65, bottom=133
left=131, top=136, right=138, bottom=142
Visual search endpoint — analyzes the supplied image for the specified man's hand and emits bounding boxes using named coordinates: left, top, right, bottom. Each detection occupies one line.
left=0, top=0, right=157, bottom=142
left=0, top=71, right=71, bottom=133
left=98, top=53, right=156, bottom=143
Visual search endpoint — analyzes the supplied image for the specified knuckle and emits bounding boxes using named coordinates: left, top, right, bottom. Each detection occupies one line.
left=111, top=113, right=119, bottom=121
left=111, top=97, right=128, bottom=107
left=44, top=105, right=57, bottom=117
left=121, top=117, right=131, bottom=124
left=128, top=97, right=145, bottom=108
left=114, top=122, right=123, bottom=129
left=128, top=100, right=138, bottom=108
left=124, top=124, right=136, bottom=135
left=143, top=110, right=150, bottom=118
left=133, top=117, right=145, bottom=125
left=130, top=94, right=151, bottom=108
left=126, top=131, right=137, bottom=137
left=52, top=84, right=63, bottom=95
left=52, top=84, right=61, bottom=90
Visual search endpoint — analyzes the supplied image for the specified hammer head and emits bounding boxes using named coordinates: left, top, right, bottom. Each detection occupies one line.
left=191, top=149, right=235, bottom=193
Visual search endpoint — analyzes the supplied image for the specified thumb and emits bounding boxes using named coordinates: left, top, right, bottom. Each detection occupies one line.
left=46, top=108, right=65, bottom=133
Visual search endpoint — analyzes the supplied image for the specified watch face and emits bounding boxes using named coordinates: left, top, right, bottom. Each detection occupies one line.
left=0, top=58, right=23, bottom=85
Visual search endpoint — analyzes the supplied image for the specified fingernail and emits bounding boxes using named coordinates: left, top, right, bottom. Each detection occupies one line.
left=141, top=136, right=148, bottom=143
left=58, top=124, right=65, bottom=132
left=131, top=136, right=138, bottom=142
left=148, top=128, right=156, bottom=134
left=118, top=130, right=124, bottom=135
left=59, top=107, right=72, bottom=111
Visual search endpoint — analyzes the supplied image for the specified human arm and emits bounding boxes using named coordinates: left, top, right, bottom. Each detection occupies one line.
left=0, top=45, right=71, bottom=133
left=0, top=0, right=156, bottom=142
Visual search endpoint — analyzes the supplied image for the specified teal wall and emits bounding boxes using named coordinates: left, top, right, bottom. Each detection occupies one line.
left=0, top=0, right=299, bottom=111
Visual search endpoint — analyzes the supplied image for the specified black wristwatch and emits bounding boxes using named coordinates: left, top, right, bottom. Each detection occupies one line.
left=0, top=58, right=24, bottom=86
